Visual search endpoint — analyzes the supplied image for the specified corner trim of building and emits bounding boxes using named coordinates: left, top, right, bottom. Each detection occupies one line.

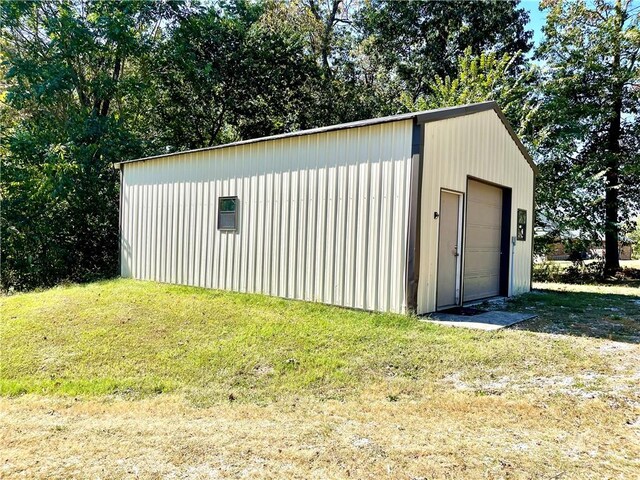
left=118, top=165, right=124, bottom=277
left=530, top=174, right=536, bottom=291
left=406, top=122, right=424, bottom=314
left=499, top=187, right=513, bottom=297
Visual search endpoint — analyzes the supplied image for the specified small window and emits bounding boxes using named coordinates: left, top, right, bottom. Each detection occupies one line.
left=218, top=196, right=238, bottom=231
left=517, top=209, right=527, bottom=241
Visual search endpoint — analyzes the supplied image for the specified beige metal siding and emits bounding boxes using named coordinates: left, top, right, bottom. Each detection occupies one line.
left=463, top=180, right=503, bottom=301
left=121, top=120, right=414, bottom=313
left=418, top=110, right=534, bottom=314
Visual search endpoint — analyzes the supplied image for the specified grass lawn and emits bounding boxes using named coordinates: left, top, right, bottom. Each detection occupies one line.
left=1, top=279, right=639, bottom=478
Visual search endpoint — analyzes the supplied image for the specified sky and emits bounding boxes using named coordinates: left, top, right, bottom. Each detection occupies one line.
left=520, top=0, right=548, bottom=47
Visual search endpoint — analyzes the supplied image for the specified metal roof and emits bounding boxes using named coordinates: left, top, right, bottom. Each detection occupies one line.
left=114, top=101, right=537, bottom=174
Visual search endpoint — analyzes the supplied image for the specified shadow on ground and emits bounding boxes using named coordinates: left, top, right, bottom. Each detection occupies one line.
left=507, top=287, right=640, bottom=344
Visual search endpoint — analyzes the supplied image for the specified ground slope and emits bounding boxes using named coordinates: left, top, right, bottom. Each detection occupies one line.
left=1, top=279, right=639, bottom=478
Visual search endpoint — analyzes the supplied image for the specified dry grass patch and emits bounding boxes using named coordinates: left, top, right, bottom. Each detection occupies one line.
left=1, top=393, right=639, bottom=479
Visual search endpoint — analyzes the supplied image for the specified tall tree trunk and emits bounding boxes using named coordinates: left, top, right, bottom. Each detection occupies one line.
left=306, top=0, right=342, bottom=78
left=604, top=132, right=620, bottom=274
left=100, top=57, right=123, bottom=117
left=604, top=0, right=624, bottom=275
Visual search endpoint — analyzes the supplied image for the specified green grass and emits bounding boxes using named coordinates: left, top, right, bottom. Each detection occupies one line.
left=509, top=282, right=640, bottom=342
left=0, top=279, right=620, bottom=402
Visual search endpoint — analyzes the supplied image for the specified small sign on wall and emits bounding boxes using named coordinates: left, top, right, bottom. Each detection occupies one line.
left=517, top=209, right=527, bottom=241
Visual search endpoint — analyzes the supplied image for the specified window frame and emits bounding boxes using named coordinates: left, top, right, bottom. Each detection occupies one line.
left=217, top=196, right=238, bottom=232
left=517, top=208, right=527, bottom=241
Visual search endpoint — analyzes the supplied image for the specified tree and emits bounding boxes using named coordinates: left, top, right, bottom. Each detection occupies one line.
left=535, top=0, right=640, bottom=273
left=400, top=47, right=537, bottom=134
left=301, top=0, right=354, bottom=78
left=0, top=0, right=187, bottom=289
left=149, top=1, right=327, bottom=151
left=261, top=0, right=394, bottom=124
left=358, top=0, right=533, bottom=102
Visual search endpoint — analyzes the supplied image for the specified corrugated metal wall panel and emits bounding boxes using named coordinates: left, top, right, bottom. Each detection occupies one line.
left=418, top=110, right=534, bottom=313
left=121, top=120, right=414, bottom=313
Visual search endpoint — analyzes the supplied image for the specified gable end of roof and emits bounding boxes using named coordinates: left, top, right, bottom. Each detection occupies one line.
left=416, top=101, right=538, bottom=175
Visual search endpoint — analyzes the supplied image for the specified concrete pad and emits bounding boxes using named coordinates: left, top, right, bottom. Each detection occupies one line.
left=422, top=311, right=537, bottom=331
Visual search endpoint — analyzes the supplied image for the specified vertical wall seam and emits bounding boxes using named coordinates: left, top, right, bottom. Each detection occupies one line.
left=120, top=120, right=415, bottom=313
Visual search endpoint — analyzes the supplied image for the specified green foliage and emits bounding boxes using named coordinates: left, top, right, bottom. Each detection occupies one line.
left=532, top=261, right=566, bottom=282
left=533, top=0, right=640, bottom=271
left=1, top=1, right=542, bottom=291
left=259, top=0, right=396, bottom=123
left=400, top=47, right=537, bottom=134
left=563, top=238, right=592, bottom=262
left=9, top=0, right=634, bottom=289
left=0, top=0, right=188, bottom=289
left=358, top=0, right=533, bottom=100
left=149, top=1, right=323, bottom=150
left=533, top=259, right=640, bottom=285
left=533, top=233, right=555, bottom=258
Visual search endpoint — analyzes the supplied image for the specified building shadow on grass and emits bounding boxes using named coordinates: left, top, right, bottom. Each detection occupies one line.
left=506, top=287, right=640, bottom=344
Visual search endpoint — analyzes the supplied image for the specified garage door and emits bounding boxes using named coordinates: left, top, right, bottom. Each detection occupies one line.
left=463, top=180, right=502, bottom=301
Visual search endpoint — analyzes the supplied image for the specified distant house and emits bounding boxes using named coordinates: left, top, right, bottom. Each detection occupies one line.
left=114, top=102, right=536, bottom=314
left=590, top=242, right=633, bottom=261
left=546, top=240, right=632, bottom=261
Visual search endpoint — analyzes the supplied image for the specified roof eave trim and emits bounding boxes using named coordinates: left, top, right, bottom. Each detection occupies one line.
left=113, top=101, right=538, bottom=175
left=415, top=101, right=496, bottom=124
left=112, top=112, right=418, bottom=169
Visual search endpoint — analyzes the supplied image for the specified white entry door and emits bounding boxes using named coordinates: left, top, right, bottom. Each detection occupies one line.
left=436, top=190, right=462, bottom=309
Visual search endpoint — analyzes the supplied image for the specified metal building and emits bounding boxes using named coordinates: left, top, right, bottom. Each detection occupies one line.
left=115, top=101, right=537, bottom=314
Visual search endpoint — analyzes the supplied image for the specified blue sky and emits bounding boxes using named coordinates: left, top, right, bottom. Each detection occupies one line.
left=521, top=0, right=548, bottom=46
